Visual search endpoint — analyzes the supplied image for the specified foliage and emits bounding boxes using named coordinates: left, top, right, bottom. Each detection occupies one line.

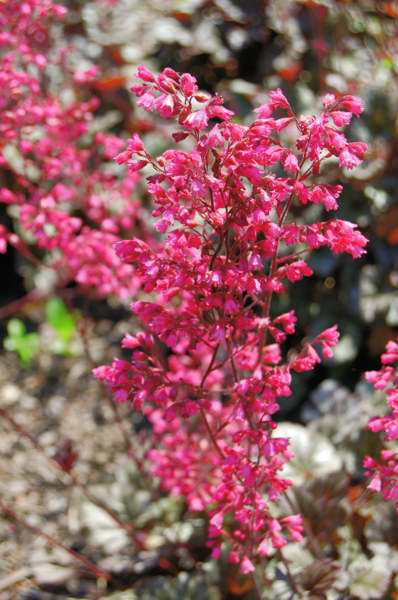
left=3, top=318, right=39, bottom=366
left=45, top=297, right=77, bottom=355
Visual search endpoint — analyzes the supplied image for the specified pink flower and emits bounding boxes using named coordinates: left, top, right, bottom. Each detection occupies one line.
left=180, top=73, right=197, bottom=96
left=315, top=325, right=339, bottom=358
left=330, top=111, right=352, bottom=127
left=74, top=66, right=98, bottom=83
left=155, top=94, right=176, bottom=118
left=183, top=110, right=209, bottom=130
left=269, top=88, right=292, bottom=111
left=339, top=95, right=364, bottom=116
left=91, top=67, right=368, bottom=569
left=291, top=345, right=321, bottom=372
left=0, top=225, right=8, bottom=253
left=241, top=557, right=255, bottom=574
left=127, top=134, right=145, bottom=153
left=283, top=152, right=300, bottom=173
left=382, top=341, right=398, bottom=365
left=364, top=337, right=398, bottom=510
left=136, top=65, right=156, bottom=82
left=339, top=148, right=361, bottom=170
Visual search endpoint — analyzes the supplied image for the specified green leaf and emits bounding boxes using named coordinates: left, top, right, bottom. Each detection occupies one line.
left=3, top=337, right=17, bottom=352
left=19, top=333, right=40, bottom=365
left=382, top=56, right=393, bottom=70
left=45, top=297, right=76, bottom=343
left=3, top=319, right=39, bottom=366
left=7, top=318, right=26, bottom=339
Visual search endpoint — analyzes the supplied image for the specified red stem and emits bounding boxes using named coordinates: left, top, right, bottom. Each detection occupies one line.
left=0, top=501, right=111, bottom=581
left=197, top=344, right=226, bottom=459
left=0, top=407, right=145, bottom=550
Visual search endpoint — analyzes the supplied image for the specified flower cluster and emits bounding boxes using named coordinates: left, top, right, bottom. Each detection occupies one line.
left=95, top=66, right=368, bottom=570
left=0, top=0, right=146, bottom=299
left=364, top=340, right=398, bottom=507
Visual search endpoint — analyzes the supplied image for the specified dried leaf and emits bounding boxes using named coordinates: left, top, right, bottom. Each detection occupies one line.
left=296, top=559, right=341, bottom=598
left=291, top=472, right=349, bottom=543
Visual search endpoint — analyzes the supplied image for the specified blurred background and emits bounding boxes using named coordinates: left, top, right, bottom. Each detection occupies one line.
left=2, top=1, right=398, bottom=598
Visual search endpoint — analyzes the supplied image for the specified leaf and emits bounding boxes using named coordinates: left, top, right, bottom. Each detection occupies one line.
left=226, top=569, right=255, bottom=595
left=4, top=319, right=39, bottom=366
left=93, top=74, right=126, bottom=92
left=45, top=297, right=76, bottom=343
left=3, top=337, right=16, bottom=352
left=383, top=2, right=398, bottom=18
left=349, top=556, right=391, bottom=599
left=366, top=503, right=398, bottom=546
left=290, top=472, right=349, bottom=544
left=78, top=501, right=129, bottom=552
left=297, top=560, right=341, bottom=598
left=277, top=62, right=302, bottom=82
left=375, top=205, right=398, bottom=244
left=277, top=423, right=342, bottom=484
left=53, top=439, right=78, bottom=473
left=7, top=318, right=26, bottom=339
left=18, top=333, right=40, bottom=365
left=133, top=572, right=221, bottom=600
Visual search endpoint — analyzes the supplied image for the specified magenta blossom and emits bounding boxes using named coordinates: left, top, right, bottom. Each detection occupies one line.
left=95, top=66, right=368, bottom=571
